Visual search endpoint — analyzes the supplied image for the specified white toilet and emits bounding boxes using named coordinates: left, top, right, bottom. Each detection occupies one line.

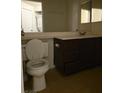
left=25, top=39, right=49, bottom=92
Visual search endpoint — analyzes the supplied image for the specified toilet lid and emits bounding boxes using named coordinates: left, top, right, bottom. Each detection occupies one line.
left=25, top=39, right=45, bottom=60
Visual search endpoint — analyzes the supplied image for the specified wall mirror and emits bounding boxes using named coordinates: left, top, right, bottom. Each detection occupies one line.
left=21, top=0, right=43, bottom=32
left=21, top=0, right=102, bottom=33
left=21, top=0, right=81, bottom=33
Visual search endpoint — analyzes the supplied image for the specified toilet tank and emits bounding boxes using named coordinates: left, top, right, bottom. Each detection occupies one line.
left=43, top=42, right=48, bottom=58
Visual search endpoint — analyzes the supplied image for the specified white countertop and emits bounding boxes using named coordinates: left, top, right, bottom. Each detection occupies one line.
left=55, top=34, right=102, bottom=40
left=21, top=32, right=102, bottom=40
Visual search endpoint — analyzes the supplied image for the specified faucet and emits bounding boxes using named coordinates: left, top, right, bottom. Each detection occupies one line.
left=76, top=29, right=86, bottom=36
left=79, top=31, right=87, bottom=35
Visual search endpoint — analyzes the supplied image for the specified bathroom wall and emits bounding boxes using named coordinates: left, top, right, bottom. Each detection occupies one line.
left=42, top=0, right=68, bottom=32
left=79, top=23, right=92, bottom=33
left=42, top=0, right=80, bottom=32
left=67, top=0, right=80, bottom=31
left=79, top=22, right=102, bottom=35
left=92, top=21, right=102, bottom=35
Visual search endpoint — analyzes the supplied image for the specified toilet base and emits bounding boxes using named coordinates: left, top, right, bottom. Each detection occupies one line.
left=33, top=75, right=46, bottom=92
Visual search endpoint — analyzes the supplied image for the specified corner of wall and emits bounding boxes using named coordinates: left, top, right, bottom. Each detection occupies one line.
left=91, top=21, right=102, bottom=35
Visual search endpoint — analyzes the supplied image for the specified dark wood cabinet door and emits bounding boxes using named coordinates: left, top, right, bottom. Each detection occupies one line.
left=54, top=37, right=102, bottom=75
left=79, top=37, right=102, bottom=67
left=79, top=37, right=102, bottom=66
left=79, top=38, right=94, bottom=67
left=93, top=37, right=102, bottom=65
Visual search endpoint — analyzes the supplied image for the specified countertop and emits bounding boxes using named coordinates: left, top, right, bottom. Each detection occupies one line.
left=54, top=34, right=102, bottom=40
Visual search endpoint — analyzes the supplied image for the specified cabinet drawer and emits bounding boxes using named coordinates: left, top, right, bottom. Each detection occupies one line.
left=62, top=40, right=79, bottom=51
left=64, top=62, right=82, bottom=74
left=63, top=51, right=79, bottom=60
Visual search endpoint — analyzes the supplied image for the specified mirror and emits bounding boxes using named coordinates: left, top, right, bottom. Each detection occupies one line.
left=21, top=0, right=43, bottom=32
left=21, top=0, right=102, bottom=33
left=21, top=0, right=81, bottom=32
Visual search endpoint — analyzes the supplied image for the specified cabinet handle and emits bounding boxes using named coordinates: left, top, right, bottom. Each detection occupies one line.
left=55, top=43, right=60, bottom=48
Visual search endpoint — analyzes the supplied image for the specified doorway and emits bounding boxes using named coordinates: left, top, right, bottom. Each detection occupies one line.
left=21, top=0, right=43, bottom=32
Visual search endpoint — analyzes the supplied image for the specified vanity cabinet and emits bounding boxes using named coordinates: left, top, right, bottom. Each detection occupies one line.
left=79, top=37, right=102, bottom=67
left=54, top=37, right=102, bottom=75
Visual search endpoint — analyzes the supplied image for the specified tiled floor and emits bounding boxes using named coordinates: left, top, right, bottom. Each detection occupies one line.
left=25, top=67, right=102, bottom=93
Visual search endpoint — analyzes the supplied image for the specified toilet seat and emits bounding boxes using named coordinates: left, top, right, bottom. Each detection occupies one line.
left=27, top=59, right=49, bottom=70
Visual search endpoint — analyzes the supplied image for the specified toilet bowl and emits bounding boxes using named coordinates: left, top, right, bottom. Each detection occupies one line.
left=27, top=59, right=49, bottom=76
left=25, top=39, right=49, bottom=92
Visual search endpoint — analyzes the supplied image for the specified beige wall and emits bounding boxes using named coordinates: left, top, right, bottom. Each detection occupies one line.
left=42, top=0, right=80, bottom=32
left=42, top=0, right=68, bottom=32
left=79, top=23, right=92, bottom=33
left=92, top=22, right=102, bottom=35
left=67, top=0, right=80, bottom=31
left=79, top=22, right=102, bottom=35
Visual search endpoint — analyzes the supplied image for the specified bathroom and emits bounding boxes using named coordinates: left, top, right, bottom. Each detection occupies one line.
left=21, top=0, right=102, bottom=93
